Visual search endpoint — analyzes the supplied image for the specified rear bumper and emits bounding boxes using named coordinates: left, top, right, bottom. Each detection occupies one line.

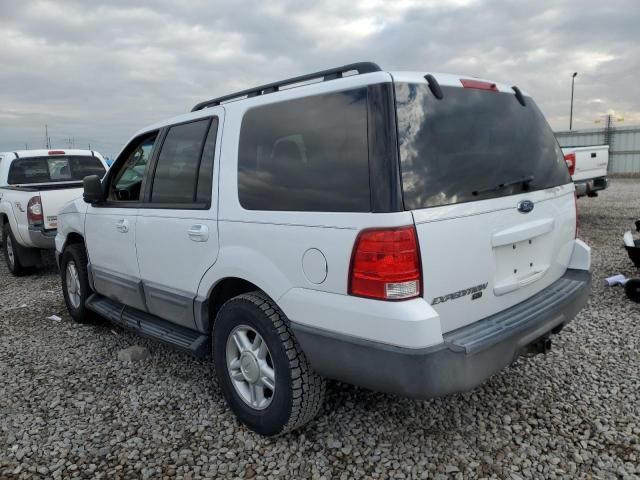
left=26, top=226, right=57, bottom=249
left=292, top=268, right=591, bottom=399
left=575, top=177, right=608, bottom=197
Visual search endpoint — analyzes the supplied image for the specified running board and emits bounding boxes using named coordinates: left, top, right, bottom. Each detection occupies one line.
left=86, top=294, right=209, bottom=357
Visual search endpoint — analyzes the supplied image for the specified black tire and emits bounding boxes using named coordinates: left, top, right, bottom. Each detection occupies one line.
left=212, top=291, right=325, bottom=436
left=625, top=278, right=640, bottom=303
left=2, top=223, right=30, bottom=276
left=60, top=243, right=93, bottom=323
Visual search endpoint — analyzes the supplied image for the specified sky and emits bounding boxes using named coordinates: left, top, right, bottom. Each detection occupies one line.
left=1, top=0, right=639, bottom=158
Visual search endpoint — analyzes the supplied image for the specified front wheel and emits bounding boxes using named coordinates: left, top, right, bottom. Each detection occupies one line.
left=61, top=244, right=93, bottom=323
left=212, top=291, right=325, bottom=436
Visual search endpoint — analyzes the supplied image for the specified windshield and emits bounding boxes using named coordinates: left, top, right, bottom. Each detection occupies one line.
left=395, top=83, right=570, bottom=210
left=8, top=156, right=106, bottom=185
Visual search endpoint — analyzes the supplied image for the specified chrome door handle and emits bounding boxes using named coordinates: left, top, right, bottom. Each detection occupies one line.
left=188, top=224, right=209, bottom=242
left=115, top=219, right=129, bottom=233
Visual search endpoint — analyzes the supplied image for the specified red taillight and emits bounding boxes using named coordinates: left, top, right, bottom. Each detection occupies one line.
left=27, top=196, right=44, bottom=227
left=349, top=226, right=422, bottom=301
left=460, top=79, right=498, bottom=91
left=565, top=153, right=576, bottom=176
left=48, top=150, right=65, bottom=155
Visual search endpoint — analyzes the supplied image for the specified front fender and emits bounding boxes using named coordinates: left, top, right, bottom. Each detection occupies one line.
left=55, top=199, right=88, bottom=255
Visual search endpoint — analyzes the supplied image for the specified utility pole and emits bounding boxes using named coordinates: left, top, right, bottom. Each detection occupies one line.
left=45, top=125, right=50, bottom=149
left=569, top=72, right=578, bottom=130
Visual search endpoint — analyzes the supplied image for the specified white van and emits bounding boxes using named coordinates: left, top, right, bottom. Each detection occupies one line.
left=55, top=63, right=591, bottom=435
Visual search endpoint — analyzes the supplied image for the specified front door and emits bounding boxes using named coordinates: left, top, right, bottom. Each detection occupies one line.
left=86, top=132, right=158, bottom=311
left=135, top=113, right=223, bottom=328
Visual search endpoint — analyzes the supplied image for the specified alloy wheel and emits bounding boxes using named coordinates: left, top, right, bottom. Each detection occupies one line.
left=226, top=325, right=276, bottom=410
left=65, top=261, right=81, bottom=309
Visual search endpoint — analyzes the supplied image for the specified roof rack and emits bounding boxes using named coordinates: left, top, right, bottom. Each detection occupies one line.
left=191, top=62, right=382, bottom=112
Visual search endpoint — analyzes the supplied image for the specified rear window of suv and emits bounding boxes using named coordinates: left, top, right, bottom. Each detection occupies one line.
left=395, top=83, right=570, bottom=210
left=8, top=156, right=106, bottom=185
left=238, top=88, right=370, bottom=212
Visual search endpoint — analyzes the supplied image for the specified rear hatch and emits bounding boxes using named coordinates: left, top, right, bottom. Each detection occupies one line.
left=394, top=75, right=576, bottom=333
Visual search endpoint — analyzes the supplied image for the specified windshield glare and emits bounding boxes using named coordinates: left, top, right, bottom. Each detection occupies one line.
left=395, top=83, right=570, bottom=210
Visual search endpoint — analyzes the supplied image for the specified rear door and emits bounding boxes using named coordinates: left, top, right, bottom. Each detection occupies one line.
left=394, top=78, right=576, bottom=333
left=135, top=113, right=222, bottom=329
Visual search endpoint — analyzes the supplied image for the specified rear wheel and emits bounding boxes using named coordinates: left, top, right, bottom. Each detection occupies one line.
left=2, top=223, right=30, bottom=276
left=61, top=244, right=92, bottom=323
left=212, top=291, right=325, bottom=436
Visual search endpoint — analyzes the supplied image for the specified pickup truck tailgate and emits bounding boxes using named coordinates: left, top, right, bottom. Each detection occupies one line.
left=41, top=187, right=83, bottom=229
left=562, top=145, right=609, bottom=182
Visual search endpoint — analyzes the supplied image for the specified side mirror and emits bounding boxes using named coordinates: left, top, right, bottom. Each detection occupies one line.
left=83, top=175, right=106, bottom=204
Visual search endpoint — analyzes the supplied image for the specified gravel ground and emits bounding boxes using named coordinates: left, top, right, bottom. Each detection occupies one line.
left=1, top=179, right=639, bottom=479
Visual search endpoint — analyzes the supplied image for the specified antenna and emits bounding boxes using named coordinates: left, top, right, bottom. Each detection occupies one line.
left=594, top=113, right=624, bottom=146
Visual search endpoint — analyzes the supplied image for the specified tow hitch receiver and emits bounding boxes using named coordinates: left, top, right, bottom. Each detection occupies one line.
left=528, top=336, right=552, bottom=355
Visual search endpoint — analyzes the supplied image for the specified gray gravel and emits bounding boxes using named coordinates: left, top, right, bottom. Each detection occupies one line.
left=1, top=179, right=640, bottom=479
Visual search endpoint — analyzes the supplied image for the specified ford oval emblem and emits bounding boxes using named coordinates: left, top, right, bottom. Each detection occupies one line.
left=518, top=200, right=534, bottom=213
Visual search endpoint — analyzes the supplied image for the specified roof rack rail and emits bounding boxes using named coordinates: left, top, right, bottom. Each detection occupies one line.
left=191, top=62, right=382, bottom=112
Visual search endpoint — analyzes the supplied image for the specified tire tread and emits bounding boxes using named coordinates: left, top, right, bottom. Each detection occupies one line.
left=218, top=291, right=326, bottom=435
left=61, top=243, right=92, bottom=323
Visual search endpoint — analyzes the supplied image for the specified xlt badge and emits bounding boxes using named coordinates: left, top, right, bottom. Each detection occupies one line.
left=431, top=282, right=488, bottom=305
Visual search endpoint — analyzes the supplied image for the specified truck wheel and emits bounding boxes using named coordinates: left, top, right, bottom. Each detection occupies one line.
left=2, top=223, right=30, bottom=276
left=61, top=244, right=92, bottom=323
left=212, top=291, right=325, bottom=436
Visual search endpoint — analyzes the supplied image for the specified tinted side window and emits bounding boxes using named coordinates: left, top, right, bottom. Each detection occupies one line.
left=238, top=88, right=370, bottom=212
left=151, top=119, right=210, bottom=204
left=111, top=135, right=157, bottom=202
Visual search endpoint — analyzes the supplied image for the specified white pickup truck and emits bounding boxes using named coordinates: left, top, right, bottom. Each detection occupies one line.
left=0, top=149, right=107, bottom=275
left=562, top=145, right=609, bottom=197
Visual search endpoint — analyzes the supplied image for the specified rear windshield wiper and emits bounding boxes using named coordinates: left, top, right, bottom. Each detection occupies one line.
left=472, top=175, right=534, bottom=196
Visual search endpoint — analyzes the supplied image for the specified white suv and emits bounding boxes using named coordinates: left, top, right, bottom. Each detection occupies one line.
left=55, top=63, right=592, bottom=436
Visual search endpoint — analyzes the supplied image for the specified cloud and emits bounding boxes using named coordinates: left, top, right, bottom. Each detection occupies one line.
left=0, top=0, right=638, bottom=156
